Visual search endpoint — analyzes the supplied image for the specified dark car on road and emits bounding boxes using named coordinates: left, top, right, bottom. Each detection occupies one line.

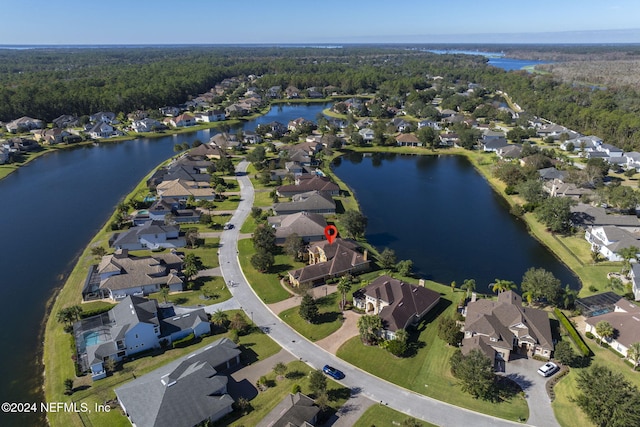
left=322, top=365, right=345, bottom=380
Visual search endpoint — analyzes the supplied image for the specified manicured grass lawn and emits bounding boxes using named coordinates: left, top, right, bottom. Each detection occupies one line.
left=354, top=404, right=437, bottom=427
left=70, top=311, right=280, bottom=427
left=279, top=293, right=344, bottom=341
left=240, top=214, right=258, bottom=234
left=148, top=276, right=230, bottom=306
left=337, top=288, right=529, bottom=422
left=254, top=189, right=275, bottom=207
left=237, top=238, right=299, bottom=303
left=223, top=360, right=351, bottom=427
left=212, top=195, right=241, bottom=211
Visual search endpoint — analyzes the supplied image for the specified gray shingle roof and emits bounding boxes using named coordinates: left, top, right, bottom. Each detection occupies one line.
left=115, top=338, right=239, bottom=427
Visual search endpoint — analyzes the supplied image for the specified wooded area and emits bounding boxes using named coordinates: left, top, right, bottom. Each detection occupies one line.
left=2, top=45, right=640, bottom=150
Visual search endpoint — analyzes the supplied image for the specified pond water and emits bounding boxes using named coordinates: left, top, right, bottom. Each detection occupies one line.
left=332, top=152, right=579, bottom=292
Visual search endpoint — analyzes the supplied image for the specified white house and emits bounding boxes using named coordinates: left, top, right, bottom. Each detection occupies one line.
left=624, top=152, right=640, bottom=171
left=73, top=296, right=210, bottom=380
left=5, top=116, right=44, bottom=133
left=87, top=122, right=115, bottom=139
left=131, top=118, right=162, bottom=133
left=585, top=298, right=640, bottom=358
left=585, top=226, right=640, bottom=261
left=0, top=145, right=9, bottom=164
left=358, top=128, right=374, bottom=143
left=195, top=110, right=226, bottom=123
left=110, top=221, right=185, bottom=251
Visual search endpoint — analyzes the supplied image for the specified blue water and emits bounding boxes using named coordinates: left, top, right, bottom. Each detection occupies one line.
left=0, top=103, right=328, bottom=426
left=428, top=49, right=548, bottom=71
left=84, top=331, right=100, bottom=347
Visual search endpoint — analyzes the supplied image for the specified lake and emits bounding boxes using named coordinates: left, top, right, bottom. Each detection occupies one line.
left=332, top=152, right=579, bottom=292
left=427, top=49, right=548, bottom=71
left=0, top=102, right=328, bottom=426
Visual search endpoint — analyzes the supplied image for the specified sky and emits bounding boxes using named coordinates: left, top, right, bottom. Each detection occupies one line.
left=2, top=0, right=640, bottom=45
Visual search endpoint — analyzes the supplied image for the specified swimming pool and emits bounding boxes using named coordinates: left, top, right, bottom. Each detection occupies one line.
left=84, top=331, right=101, bottom=347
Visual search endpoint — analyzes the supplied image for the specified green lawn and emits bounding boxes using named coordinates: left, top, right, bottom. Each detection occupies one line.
left=148, top=276, right=230, bottom=306
left=354, top=404, right=437, bottom=427
left=240, top=214, right=258, bottom=234
left=552, top=333, right=640, bottom=427
left=337, top=288, right=529, bottom=422
left=279, top=293, right=344, bottom=341
left=254, top=190, right=276, bottom=207
left=237, top=238, right=299, bottom=303
left=211, top=195, right=241, bottom=211
left=223, top=360, right=351, bottom=427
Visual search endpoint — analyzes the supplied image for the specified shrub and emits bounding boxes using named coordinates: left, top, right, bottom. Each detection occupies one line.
left=554, top=308, right=591, bottom=356
left=588, top=285, right=598, bottom=292
left=585, top=331, right=594, bottom=339
left=504, top=185, right=517, bottom=195
left=80, top=306, right=113, bottom=319
left=172, top=333, right=195, bottom=348
left=385, top=339, right=407, bottom=357
left=291, top=384, right=301, bottom=394
left=601, top=342, right=609, bottom=349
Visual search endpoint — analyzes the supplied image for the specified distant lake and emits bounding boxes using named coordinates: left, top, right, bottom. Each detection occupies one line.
left=332, top=153, right=579, bottom=292
left=427, top=49, right=548, bottom=71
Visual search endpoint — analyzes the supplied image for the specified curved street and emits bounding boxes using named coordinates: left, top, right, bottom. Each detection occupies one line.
left=218, top=159, right=534, bottom=427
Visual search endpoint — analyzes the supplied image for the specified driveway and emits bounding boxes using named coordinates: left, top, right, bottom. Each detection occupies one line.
left=501, top=357, right=560, bottom=427
left=219, top=160, right=534, bottom=427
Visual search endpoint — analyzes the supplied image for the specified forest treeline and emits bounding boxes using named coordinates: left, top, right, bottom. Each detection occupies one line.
left=2, top=45, right=640, bottom=151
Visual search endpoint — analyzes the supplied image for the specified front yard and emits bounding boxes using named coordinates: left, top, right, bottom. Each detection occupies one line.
left=279, top=293, right=344, bottom=342
left=336, top=286, right=529, bottom=422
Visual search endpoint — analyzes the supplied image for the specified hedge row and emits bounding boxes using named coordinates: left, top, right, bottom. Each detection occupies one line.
left=554, top=308, right=591, bottom=356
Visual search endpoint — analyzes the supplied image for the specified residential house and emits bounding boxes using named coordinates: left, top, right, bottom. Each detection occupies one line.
left=483, top=138, right=509, bottom=152
left=258, top=393, right=320, bottom=427
left=87, top=122, right=115, bottom=139
left=52, top=114, right=79, bottom=128
left=127, top=110, right=148, bottom=121
left=273, top=190, right=336, bottom=215
left=31, top=128, right=70, bottom=145
left=160, top=106, right=181, bottom=117
left=145, top=197, right=200, bottom=224
left=417, top=120, right=440, bottom=130
left=195, top=110, right=226, bottom=123
left=288, top=238, right=370, bottom=287
left=115, top=338, right=240, bottom=427
left=210, top=133, right=241, bottom=150
left=306, top=87, right=324, bottom=99
left=536, top=124, right=572, bottom=140
left=82, top=249, right=184, bottom=300
left=356, top=118, right=374, bottom=129
left=131, top=118, right=164, bottom=133
left=170, top=114, right=196, bottom=128
left=632, top=264, right=640, bottom=300
left=90, top=112, right=116, bottom=124
left=225, top=104, right=249, bottom=117
left=110, top=221, right=185, bottom=251
left=285, top=86, right=301, bottom=99
left=156, top=179, right=216, bottom=201
left=73, top=295, right=211, bottom=380
left=439, top=133, right=459, bottom=147
left=537, top=167, right=567, bottom=182
left=585, top=298, right=640, bottom=357
left=462, top=291, right=554, bottom=366
left=561, top=135, right=602, bottom=152
left=276, top=176, right=339, bottom=198
left=358, top=128, right=375, bottom=143
left=482, top=129, right=506, bottom=143
left=243, top=131, right=262, bottom=144
left=267, top=86, right=282, bottom=98
left=0, top=145, right=9, bottom=164
left=624, top=152, right=640, bottom=171
left=585, top=226, right=640, bottom=261
left=497, top=144, right=522, bottom=160
left=288, top=117, right=314, bottom=132
left=267, top=211, right=328, bottom=244
left=188, top=143, right=227, bottom=160
left=439, top=109, right=457, bottom=118
left=5, top=116, right=44, bottom=133
left=327, top=117, right=348, bottom=130
left=390, top=118, right=411, bottom=133
left=571, top=204, right=640, bottom=231
left=543, top=179, right=594, bottom=200
left=598, top=143, right=624, bottom=158
left=396, top=133, right=422, bottom=147
left=353, top=275, right=441, bottom=340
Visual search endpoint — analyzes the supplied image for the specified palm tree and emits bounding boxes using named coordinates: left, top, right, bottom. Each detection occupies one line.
left=522, top=290, right=534, bottom=305
left=357, top=315, right=382, bottom=345
left=617, top=246, right=639, bottom=275
left=159, top=286, right=170, bottom=304
left=595, top=321, right=614, bottom=346
left=210, top=310, right=228, bottom=330
left=336, top=275, right=352, bottom=310
left=491, top=279, right=517, bottom=294
left=460, top=279, right=476, bottom=298
left=627, top=342, right=640, bottom=370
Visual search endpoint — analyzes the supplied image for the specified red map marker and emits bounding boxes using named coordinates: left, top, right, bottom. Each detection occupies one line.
left=324, top=225, right=338, bottom=244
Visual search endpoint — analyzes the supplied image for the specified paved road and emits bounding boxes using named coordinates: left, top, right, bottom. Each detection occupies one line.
left=219, top=160, right=533, bottom=427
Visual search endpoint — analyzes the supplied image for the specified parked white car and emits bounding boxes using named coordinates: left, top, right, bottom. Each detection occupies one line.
left=537, top=362, right=559, bottom=377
